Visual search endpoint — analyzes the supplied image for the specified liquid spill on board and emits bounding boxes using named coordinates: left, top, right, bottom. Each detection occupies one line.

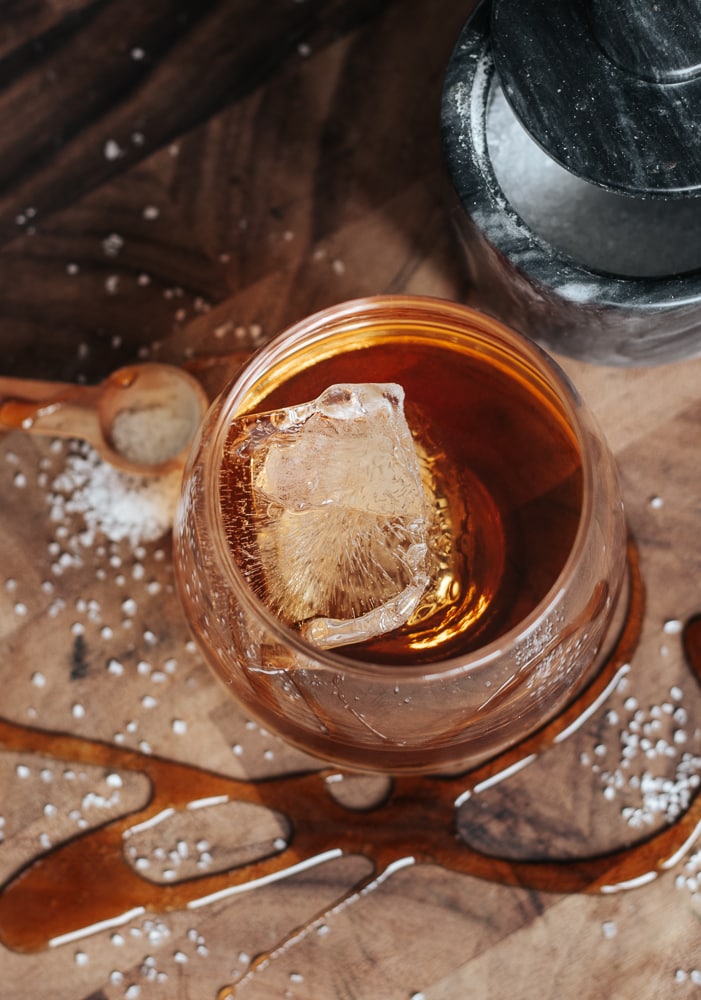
left=1, top=420, right=700, bottom=997
left=1, top=539, right=701, bottom=973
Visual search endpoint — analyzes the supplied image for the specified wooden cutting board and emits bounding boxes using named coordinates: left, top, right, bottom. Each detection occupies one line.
left=0, top=2, right=699, bottom=998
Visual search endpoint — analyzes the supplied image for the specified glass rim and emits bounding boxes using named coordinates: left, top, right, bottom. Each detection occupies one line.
left=203, top=293, right=600, bottom=682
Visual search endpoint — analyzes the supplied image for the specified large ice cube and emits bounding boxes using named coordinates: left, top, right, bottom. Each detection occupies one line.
left=226, top=383, right=429, bottom=649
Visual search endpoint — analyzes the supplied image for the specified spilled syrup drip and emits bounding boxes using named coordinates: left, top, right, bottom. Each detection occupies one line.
left=683, top=613, right=701, bottom=681
left=0, top=541, right=699, bottom=982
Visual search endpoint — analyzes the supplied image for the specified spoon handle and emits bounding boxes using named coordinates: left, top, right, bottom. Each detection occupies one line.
left=0, top=375, right=78, bottom=403
left=0, top=377, right=103, bottom=445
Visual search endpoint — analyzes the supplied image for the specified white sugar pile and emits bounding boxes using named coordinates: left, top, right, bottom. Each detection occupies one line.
left=48, top=441, right=181, bottom=548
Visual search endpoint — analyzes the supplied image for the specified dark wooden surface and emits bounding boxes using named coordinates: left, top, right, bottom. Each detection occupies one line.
left=0, top=2, right=700, bottom=998
left=0, top=0, right=468, bottom=383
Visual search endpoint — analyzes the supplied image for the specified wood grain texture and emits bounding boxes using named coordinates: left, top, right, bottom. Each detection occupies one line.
left=0, top=2, right=699, bottom=998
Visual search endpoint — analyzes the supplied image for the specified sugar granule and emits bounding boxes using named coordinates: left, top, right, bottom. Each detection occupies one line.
left=48, top=442, right=181, bottom=549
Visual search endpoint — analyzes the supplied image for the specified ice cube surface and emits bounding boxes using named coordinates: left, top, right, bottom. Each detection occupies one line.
left=226, top=383, right=429, bottom=648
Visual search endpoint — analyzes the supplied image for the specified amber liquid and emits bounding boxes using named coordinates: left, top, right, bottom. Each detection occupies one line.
left=2, top=548, right=688, bottom=968
left=219, top=327, right=583, bottom=664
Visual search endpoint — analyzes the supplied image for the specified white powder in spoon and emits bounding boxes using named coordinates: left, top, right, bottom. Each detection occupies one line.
left=110, top=402, right=195, bottom=467
left=49, top=441, right=181, bottom=549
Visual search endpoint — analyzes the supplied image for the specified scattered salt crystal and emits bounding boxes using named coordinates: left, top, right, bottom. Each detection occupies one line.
left=103, top=139, right=123, bottom=160
left=663, top=619, right=683, bottom=635
left=48, top=443, right=181, bottom=548
left=102, top=233, right=124, bottom=257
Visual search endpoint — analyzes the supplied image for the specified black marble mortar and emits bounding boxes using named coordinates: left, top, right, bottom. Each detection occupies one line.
left=441, top=0, right=701, bottom=366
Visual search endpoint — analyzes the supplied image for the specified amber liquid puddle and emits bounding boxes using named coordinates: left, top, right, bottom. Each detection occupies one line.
left=1, top=540, right=700, bottom=988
